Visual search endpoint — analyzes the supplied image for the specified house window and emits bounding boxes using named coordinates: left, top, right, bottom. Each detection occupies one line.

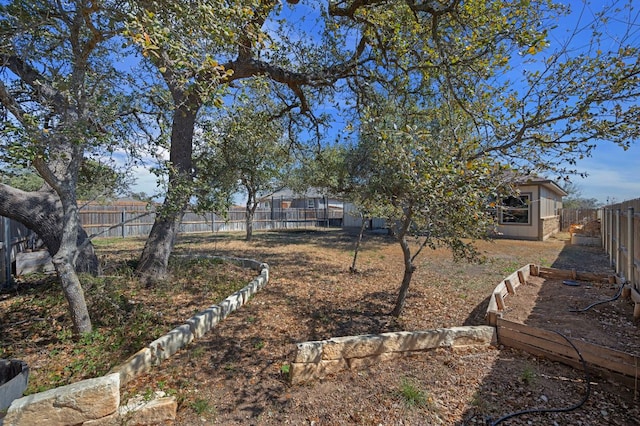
left=307, top=199, right=315, bottom=209
left=500, top=194, right=531, bottom=224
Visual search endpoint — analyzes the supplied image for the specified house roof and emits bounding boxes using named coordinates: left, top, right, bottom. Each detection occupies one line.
left=265, top=187, right=335, bottom=199
left=514, top=175, right=568, bottom=197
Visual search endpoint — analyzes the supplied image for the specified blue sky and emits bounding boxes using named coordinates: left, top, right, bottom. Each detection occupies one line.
left=126, top=0, right=639, bottom=206
left=550, top=0, right=639, bottom=203
left=569, top=142, right=640, bottom=204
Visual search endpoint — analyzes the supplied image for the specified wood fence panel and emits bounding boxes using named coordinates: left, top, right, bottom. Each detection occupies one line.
left=0, top=216, right=36, bottom=286
left=560, top=208, right=599, bottom=231
left=76, top=204, right=342, bottom=239
left=602, top=198, right=640, bottom=293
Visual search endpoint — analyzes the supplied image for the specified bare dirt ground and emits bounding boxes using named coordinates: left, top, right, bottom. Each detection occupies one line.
left=3, top=229, right=639, bottom=425
left=500, top=274, right=640, bottom=356
left=121, top=230, right=639, bottom=426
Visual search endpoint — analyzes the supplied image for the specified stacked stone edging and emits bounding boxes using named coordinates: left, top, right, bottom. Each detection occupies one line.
left=290, top=326, right=496, bottom=384
left=110, top=256, right=268, bottom=385
left=2, top=257, right=269, bottom=426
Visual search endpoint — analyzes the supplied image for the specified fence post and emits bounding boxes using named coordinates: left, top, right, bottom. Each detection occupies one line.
left=615, top=209, right=622, bottom=275
left=600, top=208, right=605, bottom=250
left=628, top=207, right=635, bottom=286
left=1, top=216, right=13, bottom=288
left=608, top=208, right=614, bottom=268
left=121, top=209, right=126, bottom=238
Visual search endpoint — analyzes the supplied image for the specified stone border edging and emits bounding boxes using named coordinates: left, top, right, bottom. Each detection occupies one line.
left=110, top=255, right=269, bottom=385
left=289, top=325, right=496, bottom=384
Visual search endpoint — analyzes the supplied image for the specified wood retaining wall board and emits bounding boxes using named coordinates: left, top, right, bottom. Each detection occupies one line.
left=536, top=266, right=614, bottom=283
left=496, top=318, right=639, bottom=389
left=485, top=265, right=617, bottom=326
left=485, top=264, right=535, bottom=326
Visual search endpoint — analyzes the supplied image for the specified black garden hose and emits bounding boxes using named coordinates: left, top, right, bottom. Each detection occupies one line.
left=569, top=281, right=624, bottom=313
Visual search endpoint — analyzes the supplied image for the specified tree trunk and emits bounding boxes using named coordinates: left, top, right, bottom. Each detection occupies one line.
left=33, top=138, right=93, bottom=335
left=391, top=235, right=415, bottom=317
left=52, top=256, right=92, bottom=334
left=136, top=101, right=198, bottom=285
left=136, top=210, right=184, bottom=285
left=0, top=183, right=99, bottom=274
left=245, top=208, right=254, bottom=241
left=245, top=194, right=258, bottom=241
left=52, top=191, right=92, bottom=335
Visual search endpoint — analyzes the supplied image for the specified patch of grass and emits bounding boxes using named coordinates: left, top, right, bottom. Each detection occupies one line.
left=280, top=363, right=290, bottom=376
left=190, top=398, right=216, bottom=416
left=398, top=377, right=429, bottom=407
left=189, top=345, right=206, bottom=359
left=470, top=390, right=493, bottom=413
left=520, top=365, right=536, bottom=385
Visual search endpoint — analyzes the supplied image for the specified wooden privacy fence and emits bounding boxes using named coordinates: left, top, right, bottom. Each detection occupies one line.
left=601, top=198, right=640, bottom=298
left=78, top=203, right=343, bottom=239
left=1, top=202, right=343, bottom=284
left=559, top=208, right=600, bottom=231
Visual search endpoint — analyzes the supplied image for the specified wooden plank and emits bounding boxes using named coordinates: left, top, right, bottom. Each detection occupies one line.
left=486, top=310, right=499, bottom=327
left=498, top=319, right=638, bottom=366
left=530, top=264, right=539, bottom=276
left=497, top=330, right=638, bottom=389
left=497, top=319, right=640, bottom=377
left=537, top=267, right=612, bottom=282
left=517, top=270, right=526, bottom=285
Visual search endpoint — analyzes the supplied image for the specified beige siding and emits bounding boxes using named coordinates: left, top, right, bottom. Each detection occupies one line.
left=540, top=186, right=562, bottom=218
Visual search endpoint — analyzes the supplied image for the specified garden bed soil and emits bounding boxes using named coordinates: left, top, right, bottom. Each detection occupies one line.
left=499, top=275, right=640, bottom=356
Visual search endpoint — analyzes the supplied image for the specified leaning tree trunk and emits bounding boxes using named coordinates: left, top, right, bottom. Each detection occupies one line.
left=52, top=189, right=92, bottom=335
left=350, top=215, right=368, bottom=273
left=0, top=183, right=99, bottom=274
left=136, top=102, right=198, bottom=285
left=136, top=208, right=185, bottom=285
left=391, top=235, right=416, bottom=317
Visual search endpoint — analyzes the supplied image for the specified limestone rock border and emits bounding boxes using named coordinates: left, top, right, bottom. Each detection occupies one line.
left=110, top=255, right=268, bottom=384
left=3, top=256, right=269, bottom=426
left=289, top=326, right=496, bottom=384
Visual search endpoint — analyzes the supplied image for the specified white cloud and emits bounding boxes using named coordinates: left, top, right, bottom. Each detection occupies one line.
left=569, top=143, right=640, bottom=204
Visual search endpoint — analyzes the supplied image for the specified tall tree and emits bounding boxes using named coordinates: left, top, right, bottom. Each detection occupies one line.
left=200, top=83, right=294, bottom=241
left=330, top=0, right=640, bottom=315
left=128, top=0, right=639, bottom=287
left=127, top=0, right=368, bottom=283
left=341, top=94, right=504, bottom=316
left=0, top=0, right=129, bottom=334
left=561, top=182, right=601, bottom=209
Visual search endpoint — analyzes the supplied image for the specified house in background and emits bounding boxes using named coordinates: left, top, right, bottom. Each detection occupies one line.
left=343, top=175, right=567, bottom=241
left=493, top=176, right=568, bottom=241
left=260, top=188, right=344, bottom=227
